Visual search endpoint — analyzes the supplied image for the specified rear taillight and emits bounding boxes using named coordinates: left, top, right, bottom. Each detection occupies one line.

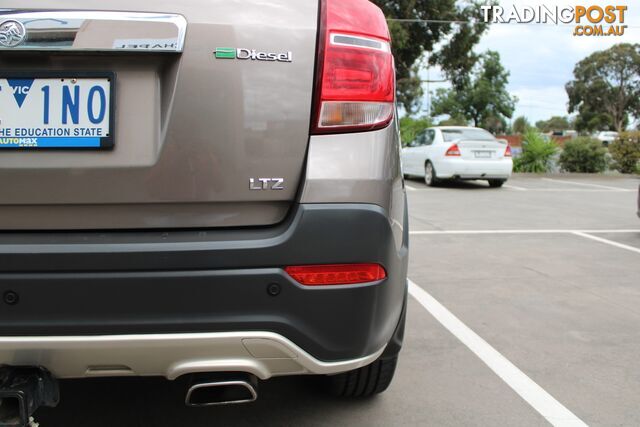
left=311, top=0, right=395, bottom=134
left=505, top=145, right=512, bottom=157
left=445, top=144, right=461, bottom=157
left=285, top=263, right=387, bottom=286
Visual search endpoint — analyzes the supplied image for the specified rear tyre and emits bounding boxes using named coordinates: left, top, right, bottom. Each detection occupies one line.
left=488, top=179, right=506, bottom=188
left=328, top=356, right=398, bottom=398
left=424, top=161, right=439, bottom=187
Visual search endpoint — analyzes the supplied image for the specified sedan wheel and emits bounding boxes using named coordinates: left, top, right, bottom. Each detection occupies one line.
left=424, top=162, right=438, bottom=187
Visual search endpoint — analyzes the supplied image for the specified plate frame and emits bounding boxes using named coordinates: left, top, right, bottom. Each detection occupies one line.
left=473, top=151, right=492, bottom=159
left=0, top=71, right=116, bottom=150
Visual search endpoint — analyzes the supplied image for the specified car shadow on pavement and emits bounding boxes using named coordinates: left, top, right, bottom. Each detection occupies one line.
left=406, top=178, right=495, bottom=190
left=36, top=376, right=381, bottom=427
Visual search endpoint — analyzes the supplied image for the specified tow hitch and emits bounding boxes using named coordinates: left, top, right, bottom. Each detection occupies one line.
left=0, top=367, right=59, bottom=427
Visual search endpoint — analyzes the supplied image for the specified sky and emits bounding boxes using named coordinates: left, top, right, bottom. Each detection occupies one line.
left=421, top=0, right=640, bottom=125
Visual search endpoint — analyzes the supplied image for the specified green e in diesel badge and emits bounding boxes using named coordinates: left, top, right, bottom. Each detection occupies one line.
left=214, top=47, right=236, bottom=59
left=215, top=47, right=292, bottom=62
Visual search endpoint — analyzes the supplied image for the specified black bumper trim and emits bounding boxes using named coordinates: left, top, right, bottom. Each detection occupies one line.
left=0, top=204, right=408, bottom=362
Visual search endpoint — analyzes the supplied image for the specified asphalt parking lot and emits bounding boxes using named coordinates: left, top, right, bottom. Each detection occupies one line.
left=38, top=175, right=639, bottom=426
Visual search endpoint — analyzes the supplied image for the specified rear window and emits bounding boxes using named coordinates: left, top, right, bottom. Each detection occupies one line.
left=442, top=128, right=496, bottom=142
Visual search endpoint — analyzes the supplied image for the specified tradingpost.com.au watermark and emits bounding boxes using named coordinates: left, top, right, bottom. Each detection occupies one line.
left=481, top=5, right=628, bottom=36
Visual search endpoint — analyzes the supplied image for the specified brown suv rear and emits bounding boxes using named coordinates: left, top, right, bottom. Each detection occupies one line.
left=0, top=0, right=408, bottom=419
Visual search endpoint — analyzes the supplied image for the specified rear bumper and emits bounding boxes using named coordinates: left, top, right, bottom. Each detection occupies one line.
left=0, top=331, right=385, bottom=380
left=436, top=158, right=513, bottom=179
left=0, top=203, right=409, bottom=377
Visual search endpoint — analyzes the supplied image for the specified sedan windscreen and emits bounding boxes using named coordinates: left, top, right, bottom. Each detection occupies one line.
left=442, top=129, right=496, bottom=142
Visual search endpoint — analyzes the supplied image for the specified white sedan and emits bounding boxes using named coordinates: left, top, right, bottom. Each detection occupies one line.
left=595, top=131, right=618, bottom=147
left=401, top=126, right=513, bottom=187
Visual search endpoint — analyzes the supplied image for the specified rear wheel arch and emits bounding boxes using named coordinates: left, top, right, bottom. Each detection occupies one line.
left=424, top=158, right=435, bottom=174
left=424, top=160, right=439, bottom=187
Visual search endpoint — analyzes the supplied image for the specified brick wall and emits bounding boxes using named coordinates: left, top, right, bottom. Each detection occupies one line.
left=496, top=135, right=573, bottom=147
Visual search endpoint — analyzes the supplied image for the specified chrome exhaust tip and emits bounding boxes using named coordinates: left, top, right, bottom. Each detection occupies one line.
left=185, top=373, right=258, bottom=407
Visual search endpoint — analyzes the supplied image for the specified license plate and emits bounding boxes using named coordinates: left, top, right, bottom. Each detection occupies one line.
left=0, top=73, right=114, bottom=149
left=474, top=150, right=492, bottom=158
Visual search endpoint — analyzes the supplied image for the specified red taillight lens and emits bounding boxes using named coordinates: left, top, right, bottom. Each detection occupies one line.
left=505, top=145, right=512, bottom=157
left=285, top=263, right=387, bottom=286
left=445, top=144, right=461, bottom=157
left=312, top=0, right=395, bottom=134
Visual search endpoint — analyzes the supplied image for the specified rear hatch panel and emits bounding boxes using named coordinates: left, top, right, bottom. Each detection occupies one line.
left=0, top=2, right=319, bottom=229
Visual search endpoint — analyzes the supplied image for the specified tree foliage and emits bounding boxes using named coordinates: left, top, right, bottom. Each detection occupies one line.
left=512, top=116, right=531, bottom=134
left=431, top=51, right=516, bottom=131
left=535, top=116, right=572, bottom=133
left=566, top=43, right=640, bottom=133
left=399, top=116, right=432, bottom=147
left=437, top=116, right=468, bottom=126
left=372, top=0, right=495, bottom=113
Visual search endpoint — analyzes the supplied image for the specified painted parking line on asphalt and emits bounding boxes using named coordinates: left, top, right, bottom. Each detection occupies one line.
left=507, top=189, right=635, bottom=192
left=503, top=184, right=528, bottom=191
left=572, top=231, right=640, bottom=255
left=410, top=229, right=640, bottom=235
left=408, top=280, right=588, bottom=427
left=541, top=178, right=631, bottom=192
left=406, top=183, right=634, bottom=192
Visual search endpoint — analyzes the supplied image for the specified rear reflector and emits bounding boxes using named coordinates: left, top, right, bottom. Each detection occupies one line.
left=445, top=144, right=461, bottom=156
left=284, top=264, right=387, bottom=286
left=312, top=0, right=395, bottom=134
left=505, top=145, right=512, bottom=157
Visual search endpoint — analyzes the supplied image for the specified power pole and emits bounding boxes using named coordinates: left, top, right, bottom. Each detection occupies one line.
left=421, top=53, right=448, bottom=117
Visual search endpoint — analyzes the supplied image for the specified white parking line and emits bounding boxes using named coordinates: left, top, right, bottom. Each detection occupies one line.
left=408, top=280, right=588, bottom=427
left=406, top=183, right=633, bottom=192
left=541, top=178, right=630, bottom=192
left=572, top=231, right=640, bottom=255
left=410, top=229, right=640, bottom=235
left=513, top=189, right=634, bottom=192
left=503, top=184, right=528, bottom=191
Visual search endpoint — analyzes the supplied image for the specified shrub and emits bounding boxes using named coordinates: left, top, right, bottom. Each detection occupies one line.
left=513, top=130, right=558, bottom=173
left=609, top=131, right=640, bottom=174
left=559, top=137, right=607, bottom=173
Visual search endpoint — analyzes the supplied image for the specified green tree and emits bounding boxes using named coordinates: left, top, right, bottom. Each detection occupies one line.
left=399, top=116, right=432, bottom=147
left=431, top=51, right=517, bottom=129
left=566, top=43, right=640, bottom=133
left=373, top=0, right=495, bottom=113
left=437, top=116, right=468, bottom=126
left=512, top=116, right=531, bottom=134
left=535, top=116, right=572, bottom=133
left=482, top=115, right=507, bottom=134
